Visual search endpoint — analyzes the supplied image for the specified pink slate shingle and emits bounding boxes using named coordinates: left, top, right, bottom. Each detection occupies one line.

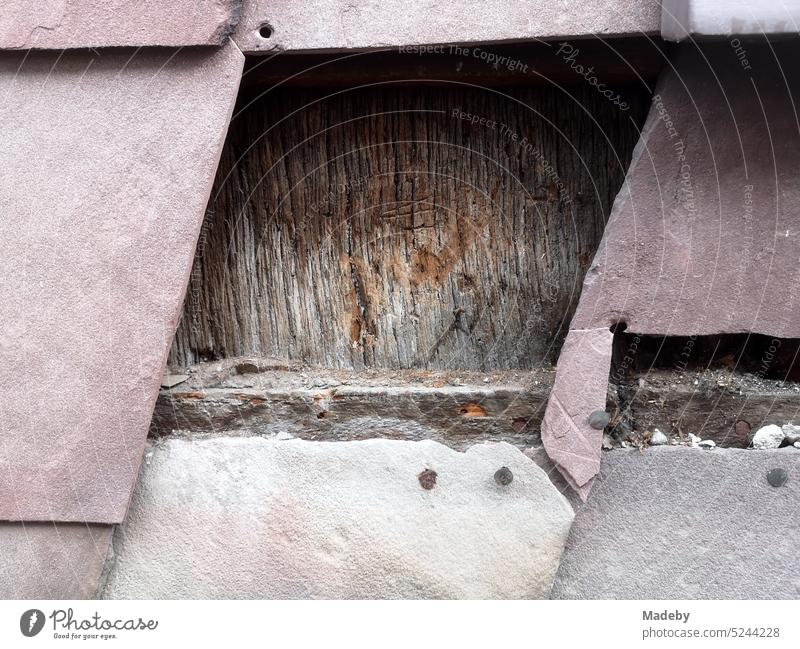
left=0, top=43, right=243, bottom=523
left=0, top=1, right=241, bottom=49
left=542, top=41, right=800, bottom=497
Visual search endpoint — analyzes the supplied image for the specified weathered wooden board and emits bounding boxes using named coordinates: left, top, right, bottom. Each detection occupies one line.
left=608, top=333, right=800, bottom=446
left=153, top=360, right=800, bottom=450
left=169, top=84, right=649, bottom=370
left=151, top=360, right=553, bottom=449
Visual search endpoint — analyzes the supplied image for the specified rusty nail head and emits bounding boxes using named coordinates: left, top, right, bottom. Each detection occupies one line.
left=418, top=468, right=437, bottom=490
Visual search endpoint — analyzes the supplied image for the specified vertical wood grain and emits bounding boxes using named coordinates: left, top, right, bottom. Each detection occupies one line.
left=170, top=85, right=648, bottom=370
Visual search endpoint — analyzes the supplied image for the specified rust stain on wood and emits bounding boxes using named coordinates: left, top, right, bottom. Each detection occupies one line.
left=169, top=86, right=648, bottom=370
left=150, top=363, right=552, bottom=449
left=460, top=402, right=488, bottom=417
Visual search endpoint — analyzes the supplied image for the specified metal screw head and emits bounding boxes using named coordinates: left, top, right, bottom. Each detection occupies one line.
left=588, top=410, right=610, bottom=430
left=494, top=466, right=513, bottom=486
left=767, top=468, right=788, bottom=488
left=418, top=468, right=437, bottom=490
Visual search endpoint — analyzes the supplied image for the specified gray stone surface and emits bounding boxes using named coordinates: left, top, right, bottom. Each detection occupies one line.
left=782, top=424, right=800, bottom=445
left=0, top=44, right=243, bottom=523
left=0, top=523, right=112, bottom=599
left=650, top=429, right=668, bottom=446
left=234, top=0, right=661, bottom=53
left=662, top=0, right=800, bottom=41
left=103, top=438, right=574, bottom=599
left=0, top=1, right=241, bottom=49
left=552, top=447, right=800, bottom=599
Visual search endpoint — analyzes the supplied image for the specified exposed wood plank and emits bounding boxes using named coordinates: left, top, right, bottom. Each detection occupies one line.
left=169, top=84, right=649, bottom=369
left=152, top=360, right=553, bottom=449
left=153, top=361, right=800, bottom=450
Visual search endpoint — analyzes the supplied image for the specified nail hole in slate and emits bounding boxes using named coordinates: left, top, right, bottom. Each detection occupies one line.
left=259, top=24, right=273, bottom=39
left=609, top=321, right=627, bottom=334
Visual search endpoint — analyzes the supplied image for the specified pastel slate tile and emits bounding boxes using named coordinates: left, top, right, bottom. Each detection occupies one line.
left=552, top=447, right=800, bottom=599
left=542, top=41, right=800, bottom=495
left=541, top=328, right=613, bottom=499
left=234, top=0, right=660, bottom=53
left=103, top=438, right=574, bottom=599
left=573, top=42, right=800, bottom=338
left=0, top=43, right=243, bottom=523
left=0, top=1, right=242, bottom=49
left=0, top=523, right=112, bottom=599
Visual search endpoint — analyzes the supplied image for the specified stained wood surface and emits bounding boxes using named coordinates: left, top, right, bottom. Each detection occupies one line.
left=153, top=361, right=798, bottom=450
left=152, top=359, right=552, bottom=449
left=169, top=85, right=648, bottom=370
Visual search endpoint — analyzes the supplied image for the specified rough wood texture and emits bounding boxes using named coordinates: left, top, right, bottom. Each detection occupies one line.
left=153, top=360, right=800, bottom=451
left=169, top=85, right=648, bottom=370
left=152, top=359, right=553, bottom=449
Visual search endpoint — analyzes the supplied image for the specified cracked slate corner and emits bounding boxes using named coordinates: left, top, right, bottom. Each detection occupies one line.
left=543, top=37, right=800, bottom=498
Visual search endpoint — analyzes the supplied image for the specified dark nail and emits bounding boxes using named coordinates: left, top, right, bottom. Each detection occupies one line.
left=588, top=410, right=610, bottom=430
left=767, top=468, right=788, bottom=488
left=494, top=466, right=513, bottom=486
left=418, top=468, right=437, bottom=490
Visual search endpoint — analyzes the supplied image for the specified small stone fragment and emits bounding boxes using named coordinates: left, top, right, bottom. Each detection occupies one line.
left=160, top=374, right=189, bottom=388
left=418, top=468, right=437, bottom=490
left=781, top=423, right=800, bottom=444
left=734, top=420, right=751, bottom=445
left=698, top=439, right=716, bottom=450
left=494, top=467, right=513, bottom=486
left=766, top=468, right=788, bottom=488
left=688, top=433, right=702, bottom=447
left=602, top=434, right=615, bottom=450
left=751, top=424, right=785, bottom=450
left=587, top=410, right=610, bottom=430
left=794, top=441, right=800, bottom=449
left=650, top=429, right=668, bottom=446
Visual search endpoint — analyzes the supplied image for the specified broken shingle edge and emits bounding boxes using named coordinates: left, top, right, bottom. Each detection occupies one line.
left=538, top=74, right=663, bottom=501
left=543, top=40, right=800, bottom=498
left=541, top=328, right=613, bottom=501
left=211, top=0, right=246, bottom=46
